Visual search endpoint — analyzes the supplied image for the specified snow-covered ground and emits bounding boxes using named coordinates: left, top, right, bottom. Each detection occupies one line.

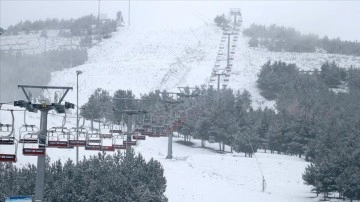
left=45, top=24, right=360, bottom=110
left=0, top=106, right=315, bottom=202
left=2, top=5, right=360, bottom=202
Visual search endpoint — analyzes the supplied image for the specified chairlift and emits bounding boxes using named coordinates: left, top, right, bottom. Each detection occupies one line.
left=123, top=139, right=137, bottom=146
left=18, top=110, right=39, bottom=143
left=69, top=127, right=88, bottom=147
left=0, top=110, right=18, bottom=162
left=22, top=133, right=45, bottom=156
left=85, top=130, right=102, bottom=150
left=113, top=132, right=126, bottom=149
left=100, top=132, right=115, bottom=151
left=47, top=127, right=73, bottom=148
left=133, top=131, right=146, bottom=140
left=47, top=113, right=73, bottom=149
left=148, top=127, right=160, bottom=137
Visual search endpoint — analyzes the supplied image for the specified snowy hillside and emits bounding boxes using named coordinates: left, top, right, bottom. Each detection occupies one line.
left=46, top=24, right=360, bottom=109
left=3, top=4, right=360, bottom=201
left=0, top=106, right=315, bottom=202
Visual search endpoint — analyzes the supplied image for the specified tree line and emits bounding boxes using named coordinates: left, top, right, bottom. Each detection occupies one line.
left=0, top=151, right=167, bottom=202
left=2, top=12, right=121, bottom=38
left=244, top=24, right=360, bottom=56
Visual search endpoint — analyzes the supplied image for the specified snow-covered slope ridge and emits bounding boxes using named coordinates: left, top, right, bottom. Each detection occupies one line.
left=48, top=24, right=360, bottom=109
left=48, top=25, right=221, bottom=105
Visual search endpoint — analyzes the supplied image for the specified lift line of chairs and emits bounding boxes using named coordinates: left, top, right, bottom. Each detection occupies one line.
left=0, top=114, right=183, bottom=163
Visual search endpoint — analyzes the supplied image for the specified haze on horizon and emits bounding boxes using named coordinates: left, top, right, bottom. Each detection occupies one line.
left=0, top=0, right=360, bottom=41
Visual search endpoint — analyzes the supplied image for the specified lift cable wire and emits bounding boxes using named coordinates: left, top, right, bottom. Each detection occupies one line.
left=247, top=138, right=266, bottom=192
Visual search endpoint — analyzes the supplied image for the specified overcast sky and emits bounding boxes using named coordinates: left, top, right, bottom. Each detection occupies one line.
left=1, top=0, right=360, bottom=41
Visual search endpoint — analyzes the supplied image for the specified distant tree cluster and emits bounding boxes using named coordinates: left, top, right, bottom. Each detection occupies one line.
left=3, top=13, right=119, bottom=39
left=257, top=60, right=351, bottom=100
left=214, top=14, right=229, bottom=27
left=0, top=49, right=88, bottom=102
left=255, top=60, right=360, bottom=200
left=0, top=152, right=167, bottom=201
left=243, top=24, right=360, bottom=56
left=81, top=87, right=262, bottom=157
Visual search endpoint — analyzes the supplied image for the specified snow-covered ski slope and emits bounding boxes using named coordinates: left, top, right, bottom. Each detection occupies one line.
left=3, top=4, right=360, bottom=201
left=0, top=106, right=314, bottom=202
left=0, top=107, right=315, bottom=202
left=47, top=25, right=360, bottom=109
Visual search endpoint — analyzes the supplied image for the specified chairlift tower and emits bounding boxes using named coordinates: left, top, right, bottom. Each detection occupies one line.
left=230, top=8, right=242, bottom=29
left=113, top=98, right=148, bottom=156
left=212, top=69, right=229, bottom=92
left=159, top=92, right=184, bottom=159
left=14, top=85, right=74, bottom=202
left=177, top=87, right=200, bottom=141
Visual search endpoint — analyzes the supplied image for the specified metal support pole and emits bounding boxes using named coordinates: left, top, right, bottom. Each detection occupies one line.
left=234, top=15, right=237, bottom=29
left=70, top=36, right=73, bottom=68
left=98, top=0, right=101, bottom=29
left=126, top=114, right=132, bottom=156
left=166, top=107, right=173, bottom=159
left=76, top=76, right=79, bottom=164
left=76, top=71, right=82, bottom=164
left=128, top=0, right=131, bottom=26
left=227, top=35, right=231, bottom=69
left=34, top=110, right=48, bottom=202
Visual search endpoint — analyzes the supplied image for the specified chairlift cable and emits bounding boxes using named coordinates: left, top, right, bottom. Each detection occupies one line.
left=247, top=138, right=266, bottom=192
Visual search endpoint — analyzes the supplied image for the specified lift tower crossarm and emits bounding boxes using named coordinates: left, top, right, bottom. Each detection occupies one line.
left=18, top=85, right=73, bottom=104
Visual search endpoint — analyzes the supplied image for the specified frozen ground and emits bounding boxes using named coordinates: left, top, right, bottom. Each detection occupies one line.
left=0, top=106, right=315, bottom=202
left=46, top=24, right=360, bottom=110
left=2, top=4, right=360, bottom=201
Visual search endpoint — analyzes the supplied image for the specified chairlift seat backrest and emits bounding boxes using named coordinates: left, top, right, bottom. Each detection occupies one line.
left=0, top=137, right=15, bottom=145
left=133, top=135, right=146, bottom=140
left=85, top=144, right=102, bottom=150
left=123, top=140, right=137, bottom=146
left=0, top=154, right=16, bottom=162
left=69, top=140, right=86, bottom=147
left=100, top=133, right=113, bottom=139
left=113, top=144, right=126, bottom=149
left=23, top=147, right=45, bottom=156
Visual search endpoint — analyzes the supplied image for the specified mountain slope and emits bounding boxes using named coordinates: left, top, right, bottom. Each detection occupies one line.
left=47, top=23, right=360, bottom=109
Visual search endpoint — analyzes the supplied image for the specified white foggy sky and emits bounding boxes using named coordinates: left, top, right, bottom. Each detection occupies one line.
left=1, top=0, right=360, bottom=41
